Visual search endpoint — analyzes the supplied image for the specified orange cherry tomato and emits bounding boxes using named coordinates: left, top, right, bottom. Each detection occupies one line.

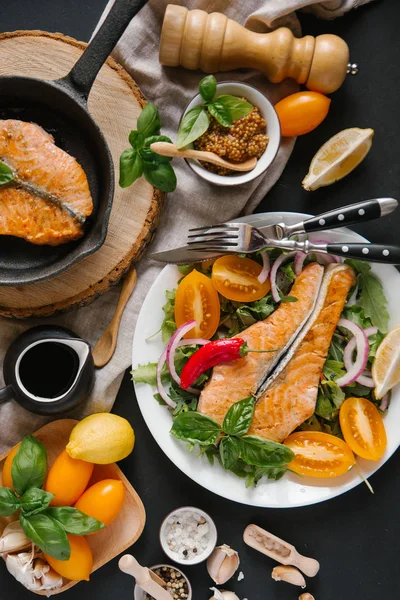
left=211, top=255, right=271, bottom=302
left=275, top=92, right=331, bottom=137
left=74, top=479, right=125, bottom=526
left=339, top=397, right=387, bottom=461
left=45, top=535, right=93, bottom=582
left=284, top=431, right=355, bottom=478
left=45, top=449, right=94, bottom=506
left=175, top=269, right=220, bottom=339
left=1, top=444, right=20, bottom=491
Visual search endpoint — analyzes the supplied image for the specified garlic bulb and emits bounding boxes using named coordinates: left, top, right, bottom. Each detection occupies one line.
left=207, top=544, right=240, bottom=584
left=0, top=521, right=31, bottom=554
left=272, top=565, right=306, bottom=588
left=209, top=587, right=240, bottom=600
left=5, top=550, right=63, bottom=592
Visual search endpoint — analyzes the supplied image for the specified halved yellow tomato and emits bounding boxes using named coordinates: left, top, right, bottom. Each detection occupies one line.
left=339, top=397, right=387, bottom=461
left=284, top=431, right=356, bottom=478
left=175, top=269, right=220, bottom=339
left=211, top=256, right=270, bottom=302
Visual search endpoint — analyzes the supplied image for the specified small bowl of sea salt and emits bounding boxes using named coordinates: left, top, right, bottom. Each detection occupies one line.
left=160, top=506, right=217, bottom=565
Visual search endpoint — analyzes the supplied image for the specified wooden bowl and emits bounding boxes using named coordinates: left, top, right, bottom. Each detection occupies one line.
left=0, top=419, right=146, bottom=595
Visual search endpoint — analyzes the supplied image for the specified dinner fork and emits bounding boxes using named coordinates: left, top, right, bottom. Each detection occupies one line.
left=187, top=222, right=400, bottom=264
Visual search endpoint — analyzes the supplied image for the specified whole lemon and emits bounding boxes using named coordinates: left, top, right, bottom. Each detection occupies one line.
left=66, top=413, right=134, bottom=464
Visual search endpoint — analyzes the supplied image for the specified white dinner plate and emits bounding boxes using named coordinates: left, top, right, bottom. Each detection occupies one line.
left=132, top=212, right=400, bottom=508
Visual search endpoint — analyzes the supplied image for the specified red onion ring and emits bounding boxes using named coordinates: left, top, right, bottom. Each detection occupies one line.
left=166, top=320, right=197, bottom=386
left=336, top=319, right=369, bottom=387
left=380, top=393, right=390, bottom=412
left=343, top=326, right=378, bottom=387
left=270, top=251, right=297, bottom=303
left=293, top=252, right=306, bottom=275
left=258, top=251, right=270, bottom=283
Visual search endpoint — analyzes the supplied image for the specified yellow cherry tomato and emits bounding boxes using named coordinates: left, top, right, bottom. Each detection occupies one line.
left=275, top=91, right=331, bottom=137
left=45, top=449, right=94, bottom=506
left=339, top=397, right=387, bottom=461
left=212, top=255, right=271, bottom=302
left=74, top=479, right=125, bottom=526
left=1, top=444, right=20, bottom=490
left=175, top=269, right=220, bottom=339
left=45, top=535, right=93, bottom=582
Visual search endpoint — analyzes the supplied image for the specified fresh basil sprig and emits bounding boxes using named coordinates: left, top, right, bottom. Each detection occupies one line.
left=119, top=103, right=176, bottom=193
left=0, top=487, right=21, bottom=516
left=176, top=74, right=253, bottom=149
left=46, top=506, right=105, bottom=535
left=20, top=488, right=54, bottom=517
left=170, top=396, right=295, bottom=482
left=0, top=160, right=14, bottom=186
left=20, top=513, right=71, bottom=561
left=11, top=436, right=47, bottom=496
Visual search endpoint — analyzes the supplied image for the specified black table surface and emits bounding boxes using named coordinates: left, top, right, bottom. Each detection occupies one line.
left=1, top=1, right=399, bottom=600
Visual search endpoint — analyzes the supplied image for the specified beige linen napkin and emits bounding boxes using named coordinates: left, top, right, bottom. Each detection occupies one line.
left=0, top=0, right=375, bottom=452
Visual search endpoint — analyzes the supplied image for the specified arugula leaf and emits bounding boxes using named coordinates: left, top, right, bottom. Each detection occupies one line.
left=170, top=412, right=222, bottom=445
left=46, top=507, right=104, bottom=535
left=222, top=397, right=255, bottom=436
left=245, top=466, right=287, bottom=488
left=323, top=360, right=346, bottom=381
left=315, top=392, right=334, bottom=420
left=215, top=95, right=253, bottom=121
left=161, top=288, right=177, bottom=343
left=12, top=436, right=47, bottom=496
left=239, top=435, right=294, bottom=468
left=359, top=271, right=389, bottom=333
left=176, top=106, right=210, bottom=149
left=137, top=102, right=161, bottom=137
left=219, top=436, right=240, bottom=469
left=0, top=161, right=14, bottom=186
left=345, top=259, right=371, bottom=276
left=20, top=488, right=54, bottom=516
left=0, top=487, right=20, bottom=516
left=119, top=149, right=143, bottom=187
left=199, top=75, right=217, bottom=102
left=131, top=363, right=159, bottom=386
left=20, top=513, right=70, bottom=561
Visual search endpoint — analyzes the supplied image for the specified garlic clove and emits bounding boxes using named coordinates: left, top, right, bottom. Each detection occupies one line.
left=209, top=587, right=240, bottom=600
left=0, top=521, right=31, bottom=553
left=299, top=594, right=315, bottom=600
left=5, top=550, right=63, bottom=592
left=207, top=544, right=240, bottom=585
left=272, top=565, right=306, bottom=588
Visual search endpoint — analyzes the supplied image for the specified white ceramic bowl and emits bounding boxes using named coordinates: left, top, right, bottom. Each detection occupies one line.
left=181, top=81, right=281, bottom=186
left=133, top=564, right=192, bottom=600
left=159, top=506, right=217, bottom=565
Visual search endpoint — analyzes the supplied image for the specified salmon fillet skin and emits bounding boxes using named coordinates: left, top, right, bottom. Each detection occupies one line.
left=197, top=262, right=324, bottom=426
left=0, top=119, right=93, bottom=245
left=248, top=263, right=356, bottom=443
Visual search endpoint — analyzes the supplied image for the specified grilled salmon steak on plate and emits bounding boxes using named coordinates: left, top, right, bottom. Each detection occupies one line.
left=198, top=262, right=325, bottom=425
left=0, top=120, right=93, bottom=245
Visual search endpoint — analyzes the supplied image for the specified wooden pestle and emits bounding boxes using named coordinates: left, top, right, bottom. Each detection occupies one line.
left=160, top=4, right=352, bottom=94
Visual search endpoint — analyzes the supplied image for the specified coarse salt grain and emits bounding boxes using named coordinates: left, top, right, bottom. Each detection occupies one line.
left=164, top=510, right=211, bottom=561
left=237, top=571, right=244, bottom=581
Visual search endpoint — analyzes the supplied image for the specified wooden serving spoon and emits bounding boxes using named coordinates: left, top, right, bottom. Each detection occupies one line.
left=119, top=555, right=172, bottom=600
left=92, top=269, right=137, bottom=368
left=150, top=141, right=257, bottom=172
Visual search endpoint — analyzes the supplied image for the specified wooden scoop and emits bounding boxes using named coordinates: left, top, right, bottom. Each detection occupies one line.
left=93, top=269, right=137, bottom=368
left=150, top=142, right=257, bottom=172
left=119, top=554, right=172, bottom=600
left=243, top=524, right=320, bottom=577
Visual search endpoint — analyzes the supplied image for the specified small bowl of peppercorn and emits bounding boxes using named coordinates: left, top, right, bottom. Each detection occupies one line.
left=133, top=564, right=192, bottom=600
left=179, top=80, right=281, bottom=186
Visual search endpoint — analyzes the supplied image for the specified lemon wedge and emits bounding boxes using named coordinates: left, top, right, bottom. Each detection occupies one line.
left=66, top=413, right=135, bottom=464
left=372, top=326, right=400, bottom=399
left=302, top=127, right=374, bottom=191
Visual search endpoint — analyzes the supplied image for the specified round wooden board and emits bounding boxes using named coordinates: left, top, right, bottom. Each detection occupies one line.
left=0, top=31, right=163, bottom=318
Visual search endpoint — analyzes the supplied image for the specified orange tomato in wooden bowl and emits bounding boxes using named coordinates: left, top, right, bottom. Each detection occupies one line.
left=1, top=443, right=20, bottom=490
left=274, top=91, right=331, bottom=137
left=75, top=479, right=125, bottom=527
left=45, top=449, right=94, bottom=506
left=45, top=535, right=93, bottom=582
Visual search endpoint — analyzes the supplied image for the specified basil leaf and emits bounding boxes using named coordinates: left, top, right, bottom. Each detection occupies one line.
left=143, top=135, right=173, bottom=147
left=222, top=397, right=255, bottom=436
left=239, top=435, right=295, bottom=467
left=140, top=147, right=171, bottom=164
left=216, top=95, right=253, bottom=121
left=208, top=100, right=232, bottom=128
left=20, top=513, right=70, bottom=561
left=176, top=107, right=209, bottom=149
left=358, top=272, right=389, bottom=333
left=199, top=74, right=217, bottom=102
left=143, top=161, right=177, bottom=193
left=46, top=507, right=105, bottom=535
left=219, top=436, right=240, bottom=470
left=20, top=488, right=54, bottom=516
left=12, top=436, right=47, bottom=496
left=0, top=161, right=14, bottom=185
left=137, top=102, right=161, bottom=137
left=129, top=130, right=145, bottom=150
left=0, top=487, right=20, bottom=516
left=170, top=412, right=222, bottom=445
left=119, top=149, right=143, bottom=188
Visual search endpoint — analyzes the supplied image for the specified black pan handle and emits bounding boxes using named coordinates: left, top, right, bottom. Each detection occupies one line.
left=312, top=242, right=400, bottom=264
left=0, top=385, right=14, bottom=404
left=62, top=0, right=147, bottom=101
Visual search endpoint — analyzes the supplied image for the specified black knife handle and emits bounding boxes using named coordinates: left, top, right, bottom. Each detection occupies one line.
left=326, top=243, right=400, bottom=264
left=300, top=198, right=398, bottom=235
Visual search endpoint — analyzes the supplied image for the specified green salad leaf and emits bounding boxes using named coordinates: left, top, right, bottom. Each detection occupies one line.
left=170, top=412, right=222, bottom=445
left=219, top=436, right=241, bottom=469
left=238, top=435, right=295, bottom=468
left=345, top=259, right=389, bottom=332
left=222, top=397, right=255, bottom=437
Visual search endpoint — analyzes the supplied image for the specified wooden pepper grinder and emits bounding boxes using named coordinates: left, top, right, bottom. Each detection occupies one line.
left=159, top=5, right=359, bottom=94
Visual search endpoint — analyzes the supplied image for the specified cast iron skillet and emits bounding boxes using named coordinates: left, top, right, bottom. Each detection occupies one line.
left=0, top=0, right=147, bottom=286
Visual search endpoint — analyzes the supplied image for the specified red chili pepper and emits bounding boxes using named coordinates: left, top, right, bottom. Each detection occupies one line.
left=180, top=338, right=274, bottom=390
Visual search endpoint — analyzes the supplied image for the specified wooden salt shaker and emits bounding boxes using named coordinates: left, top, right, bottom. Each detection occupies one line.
left=159, top=4, right=359, bottom=94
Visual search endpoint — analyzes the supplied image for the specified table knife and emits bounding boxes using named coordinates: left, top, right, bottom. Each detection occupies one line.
left=150, top=197, right=397, bottom=264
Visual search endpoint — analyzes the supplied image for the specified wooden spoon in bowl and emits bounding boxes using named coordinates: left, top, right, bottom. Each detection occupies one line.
left=150, top=141, right=257, bottom=172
